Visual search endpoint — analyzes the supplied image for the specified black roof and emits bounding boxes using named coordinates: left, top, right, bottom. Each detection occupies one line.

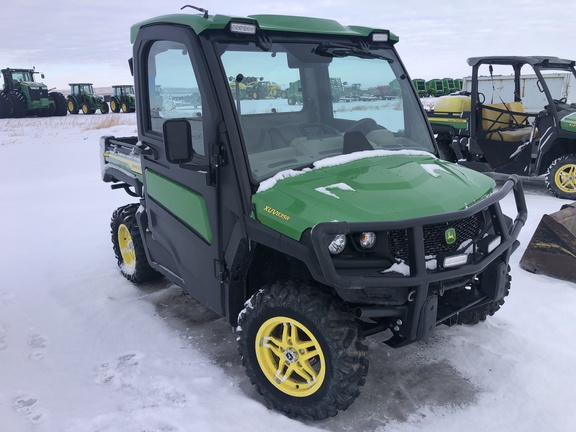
left=467, top=56, right=575, bottom=68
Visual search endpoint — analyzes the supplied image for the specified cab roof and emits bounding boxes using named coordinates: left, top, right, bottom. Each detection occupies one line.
left=130, top=13, right=398, bottom=44
left=467, top=56, right=576, bottom=68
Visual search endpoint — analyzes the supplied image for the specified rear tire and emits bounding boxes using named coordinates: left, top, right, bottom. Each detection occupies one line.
left=111, top=204, right=163, bottom=284
left=0, top=92, right=10, bottom=118
left=237, top=280, right=368, bottom=420
left=545, top=155, right=576, bottom=199
left=8, top=91, right=27, bottom=118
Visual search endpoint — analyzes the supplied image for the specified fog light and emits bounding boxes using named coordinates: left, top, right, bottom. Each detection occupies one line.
left=328, top=234, right=347, bottom=255
left=359, top=232, right=376, bottom=249
left=443, top=254, right=468, bottom=268
left=479, top=235, right=501, bottom=254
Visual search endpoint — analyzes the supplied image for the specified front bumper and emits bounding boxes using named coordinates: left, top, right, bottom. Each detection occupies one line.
left=309, top=175, right=527, bottom=345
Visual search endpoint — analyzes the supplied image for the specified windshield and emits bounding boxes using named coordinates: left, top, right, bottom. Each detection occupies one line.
left=217, top=41, right=435, bottom=182
left=475, top=63, right=576, bottom=112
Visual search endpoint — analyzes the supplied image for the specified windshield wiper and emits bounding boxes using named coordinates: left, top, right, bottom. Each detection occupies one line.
left=314, top=43, right=394, bottom=62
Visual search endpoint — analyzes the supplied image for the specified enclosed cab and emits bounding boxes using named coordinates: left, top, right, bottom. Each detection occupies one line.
left=100, top=11, right=526, bottom=419
left=67, top=83, right=109, bottom=114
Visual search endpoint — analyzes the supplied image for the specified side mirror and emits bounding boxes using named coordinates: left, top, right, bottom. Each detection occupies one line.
left=163, top=119, right=194, bottom=164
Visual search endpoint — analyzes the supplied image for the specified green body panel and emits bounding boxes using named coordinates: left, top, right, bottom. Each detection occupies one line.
left=427, top=115, right=469, bottom=131
left=102, top=152, right=143, bottom=182
left=560, top=112, right=576, bottom=133
left=19, top=83, right=52, bottom=110
left=144, top=170, right=213, bottom=244
left=253, top=154, right=495, bottom=240
left=131, top=13, right=398, bottom=43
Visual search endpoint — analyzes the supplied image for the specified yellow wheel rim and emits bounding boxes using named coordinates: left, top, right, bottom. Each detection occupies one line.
left=122, top=103, right=127, bottom=113
left=111, top=100, right=116, bottom=111
left=555, top=163, right=576, bottom=193
left=68, top=101, right=74, bottom=111
left=82, top=105, right=88, bottom=114
left=118, top=224, right=136, bottom=270
left=255, top=316, right=326, bottom=397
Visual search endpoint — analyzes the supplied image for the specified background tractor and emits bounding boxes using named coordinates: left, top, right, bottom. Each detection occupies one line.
left=0, top=67, right=67, bottom=118
left=110, top=85, right=135, bottom=113
left=67, top=83, right=109, bottom=114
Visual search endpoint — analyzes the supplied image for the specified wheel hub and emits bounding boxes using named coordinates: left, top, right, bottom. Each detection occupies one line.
left=283, top=348, right=298, bottom=364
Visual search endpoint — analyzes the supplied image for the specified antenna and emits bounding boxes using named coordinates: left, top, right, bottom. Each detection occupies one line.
left=181, top=5, right=209, bottom=19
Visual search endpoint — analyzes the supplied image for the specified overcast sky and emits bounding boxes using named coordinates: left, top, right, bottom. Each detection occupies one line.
left=1, top=0, right=574, bottom=90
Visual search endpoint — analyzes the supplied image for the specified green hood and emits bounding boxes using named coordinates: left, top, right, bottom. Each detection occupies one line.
left=560, top=112, right=576, bottom=133
left=252, top=153, right=496, bottom=240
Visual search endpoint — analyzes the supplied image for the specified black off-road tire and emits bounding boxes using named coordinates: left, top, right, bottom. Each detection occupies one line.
left=110, top=98, right=120, bottom=113
left=237, top=280, right=368, bottom=420
left=8, top=91, right=27, bottom=118
left=456, top=271, right=511, bottom=325
left=49, top=92, right=68, bottom=116
left=101, top=102, right=109, bottom=114
left=82, top=103, right=95, bottom=115
left=110, top=204, right=163, bottom=284
left=545, top=155, right=576, bottom=200
left=0, top=92, right=11, bottom=118
left=67, top=98, right=79, bottom=114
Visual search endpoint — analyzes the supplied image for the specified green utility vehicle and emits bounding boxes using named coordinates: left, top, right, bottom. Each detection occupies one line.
left=67, top=83, right=109, bottom=114
left=110, top=85, right=136, bottom=113
left=0, top=67, right=67, bottom=118
left=427, top=56, right=576, bottom=199
left=100, top=9, right=526, bottom=420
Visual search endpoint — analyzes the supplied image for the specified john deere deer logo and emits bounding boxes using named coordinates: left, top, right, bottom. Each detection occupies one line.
left=445, top=228, right=456, bottom=245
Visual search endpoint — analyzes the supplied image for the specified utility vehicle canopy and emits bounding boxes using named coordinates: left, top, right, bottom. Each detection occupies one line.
left=467, top=56, right=576, bottom=68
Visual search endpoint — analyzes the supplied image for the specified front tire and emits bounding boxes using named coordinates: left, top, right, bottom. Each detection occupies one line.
left=237, top=280, right=368, bottom=420
left=49, top=92, right=68, bottom=116
left=110, top=204, right=162, bottom=284
left=546, top=155, right=576, bottom=199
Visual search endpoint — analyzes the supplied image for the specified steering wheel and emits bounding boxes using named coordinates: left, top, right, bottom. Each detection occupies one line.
left=346, top=118, right=383, bottom=135
left=554, top=97, right=568, bottom=104
left=478, top=92, right=485, bottom=104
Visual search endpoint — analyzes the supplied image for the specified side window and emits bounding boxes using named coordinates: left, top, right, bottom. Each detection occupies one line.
left=146, top=40, right=204, bottom=156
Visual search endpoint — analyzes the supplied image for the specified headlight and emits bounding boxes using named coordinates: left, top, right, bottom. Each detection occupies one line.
left=328, top=234, right=347, bottom=255
left=359, top=232, right=376, bottom=249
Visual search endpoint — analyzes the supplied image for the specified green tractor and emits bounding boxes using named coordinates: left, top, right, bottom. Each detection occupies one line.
left=285, top=80, right=303, bottom=105
left=0, top=67, right=67, bottom=118
left=67, top=83, right=109, bottom=114
left=110, top=85, right=136, bottom=113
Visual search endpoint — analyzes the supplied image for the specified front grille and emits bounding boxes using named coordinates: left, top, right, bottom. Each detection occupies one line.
left=28, top=88, right=48, bottom=101
left=389, top=213, right=482, bottom=262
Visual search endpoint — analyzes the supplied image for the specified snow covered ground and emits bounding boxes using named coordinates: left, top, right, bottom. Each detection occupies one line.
left=0, top=114, right=575, bottom=432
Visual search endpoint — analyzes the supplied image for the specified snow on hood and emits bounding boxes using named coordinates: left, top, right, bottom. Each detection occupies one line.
left=257, top=149, right=434, bottom=193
